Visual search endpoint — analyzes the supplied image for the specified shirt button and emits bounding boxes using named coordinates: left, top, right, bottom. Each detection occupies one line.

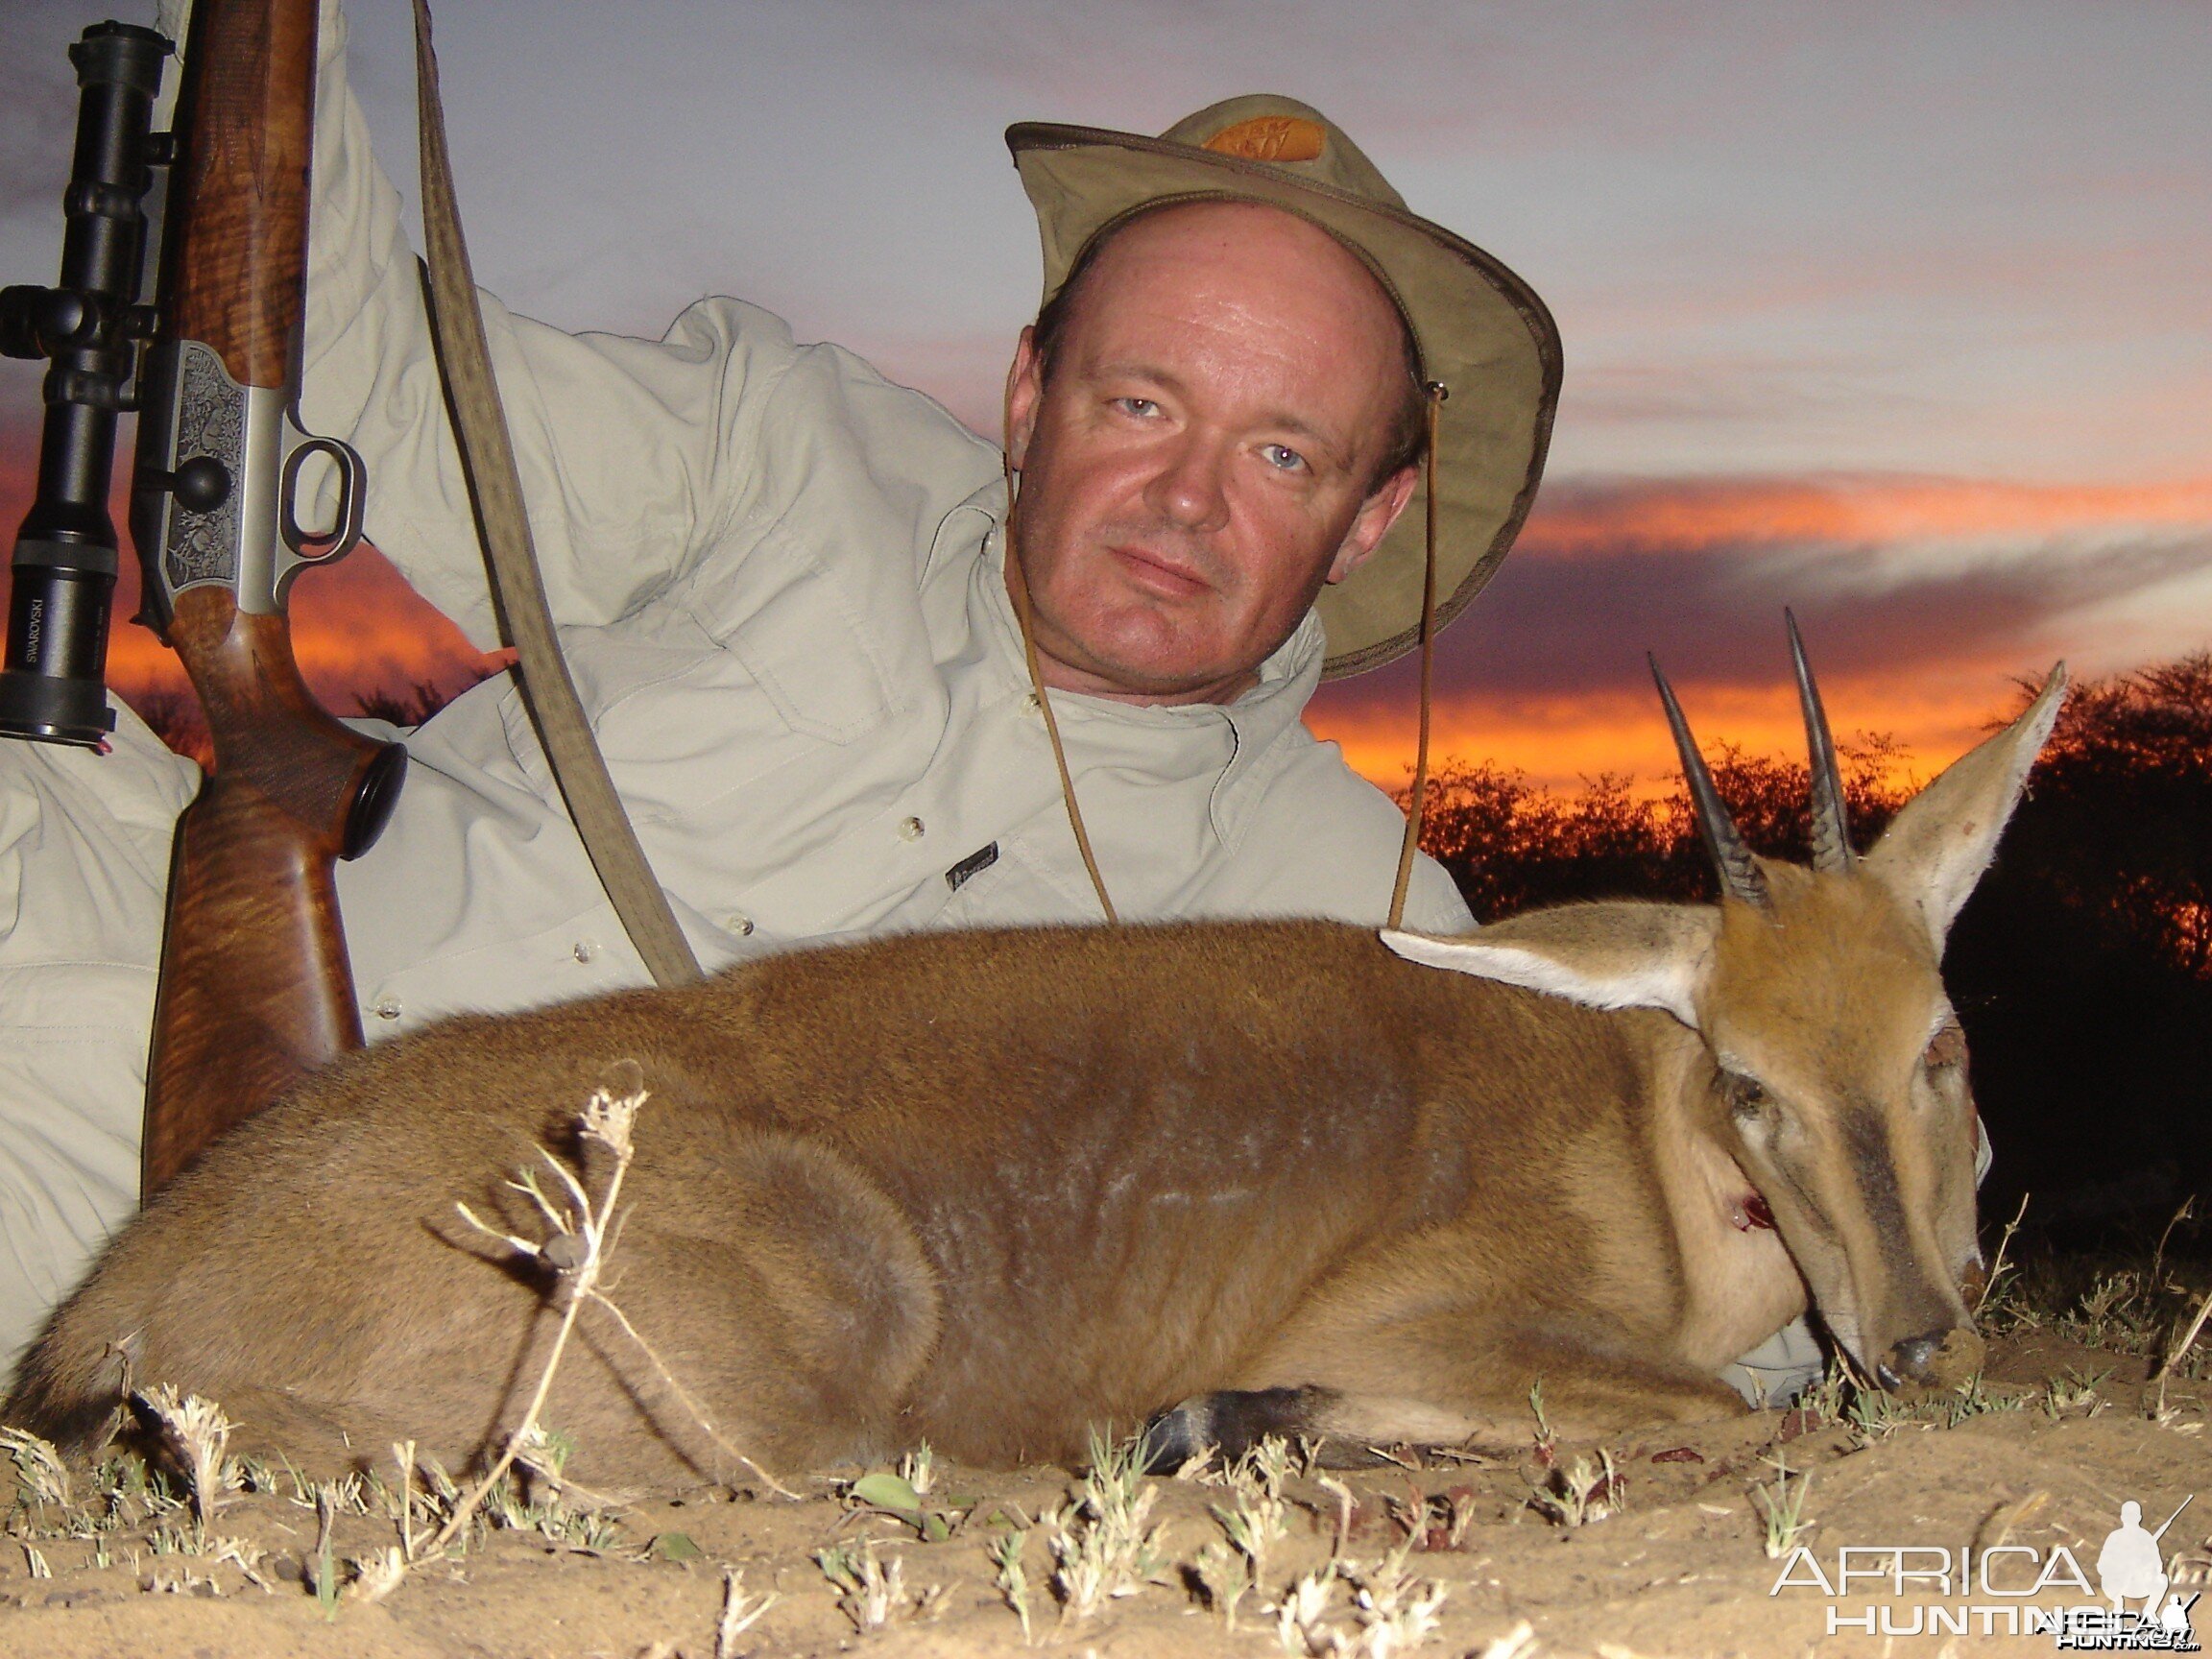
left=371, top=997, right=402, bottom=1022
left=726, top=912, right=755, bottom=937
left=898, top=815, right=926, bottom=842
left=1023, top=692, right=1042, bottom=713
left=571, top=938, right=598, bottom=964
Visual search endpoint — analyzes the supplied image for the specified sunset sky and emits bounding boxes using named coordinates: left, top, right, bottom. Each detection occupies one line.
left=3, top=0, right=2206, bottom=792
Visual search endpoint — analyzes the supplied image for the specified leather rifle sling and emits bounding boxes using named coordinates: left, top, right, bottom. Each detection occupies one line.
left=408, top=0, right=703, bottom=988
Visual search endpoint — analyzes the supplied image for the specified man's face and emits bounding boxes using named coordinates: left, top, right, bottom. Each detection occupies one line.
left=1003, top=202, right=1421, bottom=706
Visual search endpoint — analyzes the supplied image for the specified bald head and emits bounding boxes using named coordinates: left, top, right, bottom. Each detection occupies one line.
left=1001, top=198, right=1430, bottom=704
left=1032, top=201, right=1427, bottom=491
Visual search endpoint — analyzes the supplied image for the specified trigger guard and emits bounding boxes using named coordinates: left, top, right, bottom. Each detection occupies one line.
left=278, top=433, right=367, bottom=565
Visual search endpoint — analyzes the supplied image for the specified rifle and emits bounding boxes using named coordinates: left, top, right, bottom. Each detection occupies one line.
left=129, top=0, right=408, bottom=1194
left=117, top=0, right=401, bottom=1195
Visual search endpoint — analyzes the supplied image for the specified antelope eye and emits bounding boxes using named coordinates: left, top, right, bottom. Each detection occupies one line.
left=1924, top=1026, right=1967, bottom=1070
left=1722, top=1071, right=1772, bottom=1117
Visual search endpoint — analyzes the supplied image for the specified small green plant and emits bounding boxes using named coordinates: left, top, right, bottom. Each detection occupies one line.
left=1529, top=1448, right=1623, bottom=1527
left=814, top=1537, right=941, bottom=1631
left=1275, top=1564, right=1338, bottom=1653
left=1196, top=1534, right=1256, bottom=1632
left=1527, top=1379, right=1557, bottom=1463
left=1274, top=1541, right=1451, bottom=1656
left=1752, top=1452, right=1815, bottom=1559
left=988, top=1527, right=1035, bottom=1643
left=132, top=1383, right=234, bottom=1544
left=1197, top=1443, right=1292, bottom=1633
left=848, top=1455, right=964, bottom=1542
left=0, top=1427, right=73, bottom=1510
left=1041, top=1431, right=1172, bottom=1620
left=1342, top=1540, right=1451, bottom=1653
left=1940, top=1371, right=2025, bottom=1427
left=1844, top=1382, right=1909, bottom=1445
left=2042, top=1365, right=2112, bottom=1418
left=900, top=1441, right=935, bottom=1499
left=348, top=1545, right=407, bottom=1604
left=478, top=1440, right=624, bottom=1552
left=1799, top=1362, right=1852, bottom=1426
left=313, top=1481, right=341, bottom=1620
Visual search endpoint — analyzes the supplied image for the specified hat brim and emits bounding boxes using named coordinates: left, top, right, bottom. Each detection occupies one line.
left=1006, top=122, right=1562, bottom=679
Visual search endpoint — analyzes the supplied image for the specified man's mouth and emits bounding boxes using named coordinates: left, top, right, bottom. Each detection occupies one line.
left=1109, top=543, right=1211, bottom=600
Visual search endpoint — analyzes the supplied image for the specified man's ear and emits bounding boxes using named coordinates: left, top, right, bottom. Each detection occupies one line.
left=1004, top=326, right=1045, bottom=469
left=1327, top=463, right=1419, bottom=584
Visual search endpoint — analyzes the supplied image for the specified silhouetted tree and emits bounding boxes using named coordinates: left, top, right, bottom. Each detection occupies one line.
left=1406, top=733, right=1910, bottom=919
left=1944, top=655, right=2212, bottom=1230
left=353, top=670, right=496, bottom=730
left=120, top=667, right=497, bottom=767
left=116, top=684, right=210, bottom=770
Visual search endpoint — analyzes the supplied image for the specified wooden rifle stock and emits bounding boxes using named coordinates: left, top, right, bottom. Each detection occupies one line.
left=134, top=0, right=404, bottom=1194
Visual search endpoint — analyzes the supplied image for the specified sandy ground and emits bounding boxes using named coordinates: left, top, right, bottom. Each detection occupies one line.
left=1, top=1327, right=2207, bottom=1659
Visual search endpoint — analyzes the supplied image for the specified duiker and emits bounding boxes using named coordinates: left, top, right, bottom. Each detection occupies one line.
left=8, top=639, right=2066, bottom=1485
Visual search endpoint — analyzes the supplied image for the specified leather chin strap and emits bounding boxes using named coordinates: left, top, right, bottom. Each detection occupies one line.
left=1386, top=384, right=1447, bottom=932
left=411, top=0, right=702, bottom=988
left=1000, top=441, right=1118, bottom=925
left=1004, top=381, right=1447, bottom=933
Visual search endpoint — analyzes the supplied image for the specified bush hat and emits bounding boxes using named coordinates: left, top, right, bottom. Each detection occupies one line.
left=1006, top=94, right=1562, bottom=680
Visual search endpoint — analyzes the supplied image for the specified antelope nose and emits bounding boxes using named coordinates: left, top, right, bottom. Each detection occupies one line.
left=1880, top=1324, right=1985, bottom=1389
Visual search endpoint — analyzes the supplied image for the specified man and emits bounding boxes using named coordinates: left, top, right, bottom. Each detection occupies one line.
left=0, top=1, right=1819, bottom=1405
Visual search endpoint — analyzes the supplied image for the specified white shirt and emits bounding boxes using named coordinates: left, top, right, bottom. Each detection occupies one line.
left=290, top=2, right=1471, bottom=1034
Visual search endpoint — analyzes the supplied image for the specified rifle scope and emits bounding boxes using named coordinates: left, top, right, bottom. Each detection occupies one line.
left=0, top=21, right=171, bottom=747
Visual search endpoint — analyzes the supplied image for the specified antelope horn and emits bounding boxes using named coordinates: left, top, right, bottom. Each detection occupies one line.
left=1649, top=654, right=1768, bottom=908
left=1785, top=609, right=1852, bottom=873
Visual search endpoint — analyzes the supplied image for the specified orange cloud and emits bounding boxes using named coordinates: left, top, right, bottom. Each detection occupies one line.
left=1311, top=470, right=2209, bottom=793
left=1525, top=474, right=2212, bottom=557
left=1309, top=675, right=2023, bottom=798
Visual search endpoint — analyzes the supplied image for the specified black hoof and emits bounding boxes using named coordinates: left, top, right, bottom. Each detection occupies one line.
left=1139, top=1384, right=1336, bottom=1474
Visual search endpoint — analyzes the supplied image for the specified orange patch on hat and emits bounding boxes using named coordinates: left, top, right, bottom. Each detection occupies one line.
left=1201, top=115, right=1326, bottom=163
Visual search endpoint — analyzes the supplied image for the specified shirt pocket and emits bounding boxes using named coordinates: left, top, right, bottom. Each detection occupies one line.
left=699, top=520, right=896, bottom=745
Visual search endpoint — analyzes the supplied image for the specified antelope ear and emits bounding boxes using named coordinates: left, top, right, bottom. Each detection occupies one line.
left=1382, top=902, right=1719, bottom=1028
left=1863, top=665, right=2067, bottom=952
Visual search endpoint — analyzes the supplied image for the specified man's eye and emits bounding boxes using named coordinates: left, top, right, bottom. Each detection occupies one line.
left=1260, top=444, right=1307, bottom=472
left=1113, top=397, right=1159, bottom=419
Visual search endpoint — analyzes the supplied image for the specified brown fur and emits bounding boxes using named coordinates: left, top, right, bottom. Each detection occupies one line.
left=6, top=673, right=2065, bottom=1486
left=8, top=923, right=1754, bottom=1481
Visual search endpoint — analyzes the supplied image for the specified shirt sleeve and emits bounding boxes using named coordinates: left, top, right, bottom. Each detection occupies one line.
left=158, top=0, right=816, bottom=650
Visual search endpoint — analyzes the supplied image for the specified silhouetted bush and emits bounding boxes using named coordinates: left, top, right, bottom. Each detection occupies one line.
left=352, top=673, right=492, bottom=730
left=120, top=667, right=494, bottom=766
left=1403, top=733, right=1910, bottom=917
left=116, top=684, right=210, bottom=770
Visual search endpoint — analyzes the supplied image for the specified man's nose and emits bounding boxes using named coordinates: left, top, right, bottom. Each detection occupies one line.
left=1144, top=435, right=1231, bottom=534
